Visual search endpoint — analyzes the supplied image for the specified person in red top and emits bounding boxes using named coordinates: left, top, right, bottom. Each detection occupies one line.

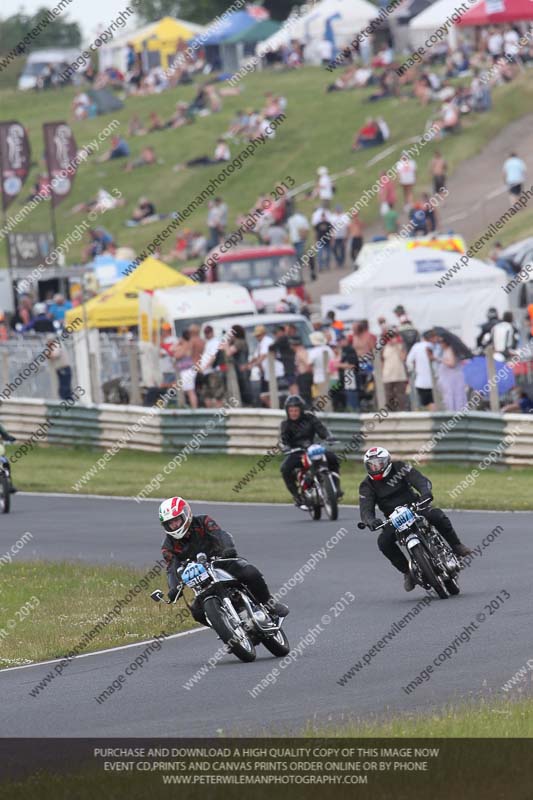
left=352, top=119, right=384, bottom=151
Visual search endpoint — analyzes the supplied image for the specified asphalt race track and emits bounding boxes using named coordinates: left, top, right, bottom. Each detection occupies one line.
left=1, top=494, right=531, bottom=737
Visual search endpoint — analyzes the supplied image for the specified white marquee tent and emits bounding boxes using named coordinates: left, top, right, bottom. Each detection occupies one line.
left=329, top=247, right=507, bottom=346
left=256, top=0, right=379, bottom=61
left=408, top=0, right=462, bottom=48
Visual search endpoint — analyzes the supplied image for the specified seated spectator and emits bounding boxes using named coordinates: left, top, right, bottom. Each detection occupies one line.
left=84, top=227, right=115, bottom=260
left=123, top=146, right=157, bottom=173
left=128, top=114, right=147, bottom=136
left=147, top=111, right=168, bottom=132
left=127, top=197, right=157, bottom=225
left=490, top=242, right=515, bottom=275
left=352, top=118, right=384, bottom=150
left=72, top=91, right=91, bottom=121
left=97, top=136, right=130, bottom=162
left=409, top=202, right=428, bottom=236
left=168, top=102, right=192, bottom=129
left=176, top=139, right=230, bottom=170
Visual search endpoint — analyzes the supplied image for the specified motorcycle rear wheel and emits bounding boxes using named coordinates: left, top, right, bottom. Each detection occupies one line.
left=0, top=472, right=10, bottom=514
left=203, top=596, right=256, bottom=662
left=411, top=544, right=448, bottom=599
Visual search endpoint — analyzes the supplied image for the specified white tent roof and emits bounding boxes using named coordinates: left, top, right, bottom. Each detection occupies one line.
left=410, top=0, right=462, bottom=29
left=336, top=247, right=506, bottom=346
left=257, top=0, right=378, bottom=57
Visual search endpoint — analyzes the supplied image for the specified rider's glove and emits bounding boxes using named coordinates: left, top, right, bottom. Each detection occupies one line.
left=369, top=518, right=384, bottom=531
left=220, top=547, right=237, bottom=558
left=168, top=587, right=179, bottom=603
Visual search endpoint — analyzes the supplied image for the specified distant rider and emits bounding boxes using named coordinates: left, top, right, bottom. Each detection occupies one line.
left=0, top=424, right=17, bottom=493
left=280, top=394, right=342, bottom=506
left=359, top=447, right=472, bottom=591
left=159, top=496, right=289, bottom=622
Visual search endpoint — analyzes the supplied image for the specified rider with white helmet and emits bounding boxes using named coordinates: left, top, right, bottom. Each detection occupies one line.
left=159, top=496, right=289, bottom=621
left=359, top=447, right=472, bottom=591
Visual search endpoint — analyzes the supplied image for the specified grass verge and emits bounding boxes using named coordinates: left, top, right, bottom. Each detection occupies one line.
left=9, top=445, right=533, bottom=510
left=0, top=561, right=195, bottom=668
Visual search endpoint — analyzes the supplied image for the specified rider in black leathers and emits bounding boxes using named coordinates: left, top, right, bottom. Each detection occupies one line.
left=0, top=424, right=17, bottom=493
left=359, top=447, right=471, bottom=591
left=280, top=394, right=341, bottom=505
left=161, top=499, right=288, bottom=624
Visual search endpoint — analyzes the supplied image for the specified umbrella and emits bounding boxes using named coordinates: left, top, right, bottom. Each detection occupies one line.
left=431, top=326, right=473, bottom=360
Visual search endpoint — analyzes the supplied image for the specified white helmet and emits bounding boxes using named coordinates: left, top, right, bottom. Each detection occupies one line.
left=159, top=496, right=192, bottom=540
left=364, top=447, right=392, bottom=481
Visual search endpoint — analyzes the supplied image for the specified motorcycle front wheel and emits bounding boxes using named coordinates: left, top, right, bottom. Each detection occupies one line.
left=411, top=544, right=448, bottom=599
left=262, top=628, right=291, bottom=657
left=203, top=596, right=256, bottom=662
left=321, top=474, right=338, bottom=521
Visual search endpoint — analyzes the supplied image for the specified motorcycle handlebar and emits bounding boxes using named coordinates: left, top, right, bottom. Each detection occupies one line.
left=358, top=500, right=432, bottom=531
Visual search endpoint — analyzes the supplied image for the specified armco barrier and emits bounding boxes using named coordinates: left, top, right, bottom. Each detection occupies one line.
left=1, top=399, right=532, bottom=465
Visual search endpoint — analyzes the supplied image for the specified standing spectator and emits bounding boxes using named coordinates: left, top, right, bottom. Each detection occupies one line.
left=330, top=204, right=349, bottom=268
left=378, top=170, right=396, bottom=216
left=406, top=331, right=435, bottom=410
left=206, top=197, right=228, bottom=250
left=315, top=166, right=333, bottom=208
left=348, top=209, right=364, bottom=263
left=429, top=334, right=466, bottom=411
left=491, top=311, right=519, bottom=359
left=173, top=330, right=198, bottom=409
left=476, top=307, right=500, bottom=349
left=352, top=320, right=377, bottom=361
left=383, top=202, right=399, bottom=236
left=12, top=295, right=33, bottom=329
left=336, top=333, right=359, bottom=411
left=45, top=334, right=73, bottom=401
left=291, top=336, right=312, bottom=406
left=159, top=322, right=177, bottom=385
left=430, top=151, right=447, bottom=194
left=380, top=320, right=408, bottom=411
left=408, top=201, right=427, bottom=236
left=287, top=206, right=310, bottom=271
left=223, top=324, right=251, bottom=405
left=503, top=153, right=527, bottom=202
left=422, top=193, right=438, bottom=232
left=396, top=152, right=417, bottom=209
left=200, top=325, right=224, bottom=408
left=314, top=212, right=333, bottom=272
left=394, top=305, right=419, bottom=352
left=273, top=326, right=296, bottom=393
left=487, top=27, right=504, bottom=61
left=247, top=325, right=275, bottom=406
left=24, top=303, right=55, bottom=333
left=308, top=331, right=334, bottom=398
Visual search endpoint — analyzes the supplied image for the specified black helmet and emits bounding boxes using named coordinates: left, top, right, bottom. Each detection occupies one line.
left=284, top=394, right=305, bottom=416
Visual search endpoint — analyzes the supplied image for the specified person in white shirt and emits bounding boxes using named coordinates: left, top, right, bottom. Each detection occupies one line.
left=248, top=325, right=277, bottom=405
left=503, top=26, right=520, bottom=59
left=311, top=205, right=332, bottom=226
left=396, top=153, right=417, bottom=208
left=487, top=29, right=504, bottom=59
left=315, top=166, right=333, bottom=206
left=318, top=38, right=334, bottom=65
left=287, top=209, right=310, bottom=261
left=503, top=152, right=527, bottom=200
left=329, top=204, right=350, bottom=268
left=491, top=311, right=519, bottom=360
left=308, top=331, right=334, bottom=390
left=200, top=325, right=225, bottom=408
left=406, top=332, right=435, bottom=409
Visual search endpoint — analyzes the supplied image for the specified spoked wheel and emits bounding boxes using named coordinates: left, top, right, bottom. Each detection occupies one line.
left=0, top=472, right=10, bottom=514
left=203, top=596, right=256, bottom=662
left=262, top=628, right=291, bottom=657
left=309, top=503, right=321, bottom=521
left=321, top=475, right=338, bottom=521
left=411, top=544, right=448, bottom=599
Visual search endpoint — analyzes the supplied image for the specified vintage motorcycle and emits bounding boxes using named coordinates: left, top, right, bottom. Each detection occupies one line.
left=151, top=554, right=290, bottom=663
left=359, top=500, right=462, bottom=599
left=286, top=443, right=340, bottom=521
left=0, top=441, right=13, bottom=514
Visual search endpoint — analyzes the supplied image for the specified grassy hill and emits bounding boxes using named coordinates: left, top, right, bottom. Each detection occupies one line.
left=0, top=68, right=532, bottom=268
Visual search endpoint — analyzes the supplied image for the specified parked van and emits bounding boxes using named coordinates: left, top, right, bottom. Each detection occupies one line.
left=153, top=282, right=256, bottom=335
left=206, top=313, right=313, bottom=350
left=18, top=49, right=83, bottom=90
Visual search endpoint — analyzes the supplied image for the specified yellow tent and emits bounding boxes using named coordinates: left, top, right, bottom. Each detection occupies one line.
left=65, top=257, right=193, bottom=330
left=129, top=17, right=199, bottom=69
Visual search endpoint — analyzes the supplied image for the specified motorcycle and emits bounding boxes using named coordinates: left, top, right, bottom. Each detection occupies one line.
left=0, top=441, right=13, bottom=514
left=358, top=500, right=461, bottom=599
left=151, top=553, right=290, bottom=663
left=286, top=443, right=340, bottom=521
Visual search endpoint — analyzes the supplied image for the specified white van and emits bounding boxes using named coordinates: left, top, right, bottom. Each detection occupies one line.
left=18, top=49, right=84, bottom=90
left=153, top=282, right=256, bottom=335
